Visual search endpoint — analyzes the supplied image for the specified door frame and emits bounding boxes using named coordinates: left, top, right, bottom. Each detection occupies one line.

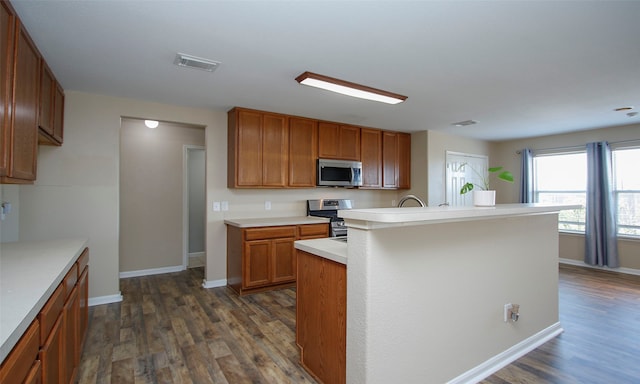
left=183, top=145, right=206, bottom=269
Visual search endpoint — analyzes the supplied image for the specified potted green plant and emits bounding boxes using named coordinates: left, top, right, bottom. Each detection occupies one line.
left=458, top=163, right=514, bottom=206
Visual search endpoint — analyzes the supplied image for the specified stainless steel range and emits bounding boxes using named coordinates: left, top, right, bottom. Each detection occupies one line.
left=307, top=199, right=353, bottom=237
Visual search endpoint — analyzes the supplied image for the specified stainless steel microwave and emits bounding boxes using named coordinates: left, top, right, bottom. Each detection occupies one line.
left=317, top=159, right=363, bottom=187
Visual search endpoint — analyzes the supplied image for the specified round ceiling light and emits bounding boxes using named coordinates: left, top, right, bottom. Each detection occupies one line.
left=144, top=120, right=159, bottom=128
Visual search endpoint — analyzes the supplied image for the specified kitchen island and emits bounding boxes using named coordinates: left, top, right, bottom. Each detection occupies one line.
left=294, top=204, right=574, bottom=384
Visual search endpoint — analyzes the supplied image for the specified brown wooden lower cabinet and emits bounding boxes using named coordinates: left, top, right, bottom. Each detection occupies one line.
left=227, top=223, right=329, bottom=295
left=296, top=249, right=346, bottom=384
left=0, top=247, right=89, bottom=384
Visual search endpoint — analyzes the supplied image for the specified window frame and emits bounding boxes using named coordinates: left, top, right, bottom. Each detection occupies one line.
left=611, top=144, right=640, bottom=239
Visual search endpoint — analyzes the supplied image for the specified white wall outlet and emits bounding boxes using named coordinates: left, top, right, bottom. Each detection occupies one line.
left=265, top=201, right=271, bottom=210
left=391, top=199, right=396, bottom=207
left=221, top=201, right=229, bottom=211
left=213, top=201, right=221, bottom=212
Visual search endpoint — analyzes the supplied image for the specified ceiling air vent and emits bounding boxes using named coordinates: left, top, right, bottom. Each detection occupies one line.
left=173, top=53, right=220, bottom=72
left=452, top=120, right=478, bottom=127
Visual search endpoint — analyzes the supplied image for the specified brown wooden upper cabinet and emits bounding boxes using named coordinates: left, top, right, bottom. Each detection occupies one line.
left=318, top=122, right=361, bottom=161
left=228, top=107, right=289, bottom=188
left=0, top=8, right=40, bottom=184
left=382, top=131, right=411, bottom=189
left=38, top=60, right=64, bottom=145
left=288, top=117, right=317, bottom=187
left=360, top=128, right=382, bottom=188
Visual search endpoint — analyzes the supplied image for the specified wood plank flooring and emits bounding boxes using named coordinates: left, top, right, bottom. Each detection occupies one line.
left=78, top=264, right=640, bottom=383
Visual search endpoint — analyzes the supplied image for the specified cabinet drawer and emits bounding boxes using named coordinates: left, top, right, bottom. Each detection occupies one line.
left=0, top=319, right=40, bottom=384
left=63, top=264, right=78, bottom=298
left=77, top=248, right=89, bottom=276
left=298, top=224, right=329, bottom=238
left=38, top=283, right=64, bottom=345
left=245, top=226, right=296, bottom=241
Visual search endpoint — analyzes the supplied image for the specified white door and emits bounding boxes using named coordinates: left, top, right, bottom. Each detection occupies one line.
left=445, top=152, right=488, bottom=207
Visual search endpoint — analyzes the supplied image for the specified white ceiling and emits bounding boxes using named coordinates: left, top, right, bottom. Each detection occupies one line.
left=10, top=0, right=640, bottom=141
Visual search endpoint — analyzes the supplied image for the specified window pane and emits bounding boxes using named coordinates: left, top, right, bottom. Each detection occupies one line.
left=534, top=152, right=586, bottom=232
left=613, top=148, right=640, bottom=190
left=534, top=153, right=586, bottom=191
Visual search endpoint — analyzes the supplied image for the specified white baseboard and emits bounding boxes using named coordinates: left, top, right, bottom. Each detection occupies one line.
left=447, top=322, right=564, bottom=384
left=202, top=278, right=227, bottom=289
left=119, top=265, right=185, bottom=279
left=189, top=251, right=205, bottom=258
left=559, top=258, right=640, bottom=276
left=88, top=293, right=123, bottom=307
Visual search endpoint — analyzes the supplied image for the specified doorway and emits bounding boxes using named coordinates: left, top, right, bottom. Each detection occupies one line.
left=445, top=151, right=488, bottom=207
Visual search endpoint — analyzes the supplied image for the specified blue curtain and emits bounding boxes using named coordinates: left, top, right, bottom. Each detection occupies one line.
left=519, top=148, right=534, bottom=203
left=585, top=142, right=619, bottom=267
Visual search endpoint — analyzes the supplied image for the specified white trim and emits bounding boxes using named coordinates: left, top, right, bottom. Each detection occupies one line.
left=189, top=252, right=205, bottom=258
left=88, top=293, right=123, bottom=307
left=559, top=258, right=640, bottom=276
left=119, top=265, right=185, bottom=279
left=447, top=322, right=564, bottom=384
left=202, top=278, right=227, bottom=289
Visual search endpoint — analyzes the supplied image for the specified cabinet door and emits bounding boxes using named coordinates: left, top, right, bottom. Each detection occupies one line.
left=40, top=315, right=63, bottom=384
left=7, top=20, right=39, bottom=181
left=38, top=61, right=54, bottom=136
left=77, top=266, right=89, bottom=352
left=288, top=117, right=317, bottom=187
left=360, top=128, right=382, bottom=188
left=382, top=131, right=399, bottom=188
left=62, top=285, right=79, bottom=384
left=261, top=113, right=288, bottom=187
left=0, top=1, right=15, bottom=177
left=398, top=132, right=411, bottom=189
left=52, top=83, right=64, bottom=143
left=318, top=122, right=340, bottom=159
left=339, top=125, right=360, bottom=161
left=244, top=240, right=272, bottom=288
left=235, top=110, right=263, bottom=186
left=0, top=320, right=40, bottom=384
left=271, top=238, right=296, bottom=283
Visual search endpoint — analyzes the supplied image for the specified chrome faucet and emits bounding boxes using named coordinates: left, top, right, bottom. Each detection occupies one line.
left=397, top=194, right=426, bottom=208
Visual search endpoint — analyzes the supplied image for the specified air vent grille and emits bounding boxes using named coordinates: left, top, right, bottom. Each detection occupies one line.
left=173, top=53, right=220, bottom=72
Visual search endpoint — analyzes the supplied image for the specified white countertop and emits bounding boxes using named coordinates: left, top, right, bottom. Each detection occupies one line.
left=0, top=238, right=88, bottom=363
left=224, top=216, right=330, bottom=228
left=339, top=203, right=579, bottom=229
left=295, top=237, right=347, bottom=265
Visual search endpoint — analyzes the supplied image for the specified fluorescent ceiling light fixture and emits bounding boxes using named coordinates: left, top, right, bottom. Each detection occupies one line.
left=174, top=53, right=220, bottom=72
left=144, top=120, right=159, bottom=129
left=295, top=71, right=407, bottom=105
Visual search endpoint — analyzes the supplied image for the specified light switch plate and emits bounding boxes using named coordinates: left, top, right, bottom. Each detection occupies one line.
left=221, top=201, right=229, bottom=211
left=213, top=201, right=221, bottom=211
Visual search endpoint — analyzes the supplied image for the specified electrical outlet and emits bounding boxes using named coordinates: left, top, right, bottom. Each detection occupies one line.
left=221, top=201, right=229, bottom=211
left=265, top=201, right=271, bottom=210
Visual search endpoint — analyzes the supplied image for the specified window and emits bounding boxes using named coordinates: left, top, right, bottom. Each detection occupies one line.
left=612, top=147, right=640, bottom=237
left=533, top=152, right=587, bottom=232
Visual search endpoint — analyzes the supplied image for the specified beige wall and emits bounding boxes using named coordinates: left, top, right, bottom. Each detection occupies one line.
left=492, top=122, right=640, bottom=271
left=119, top=118, right=205, bottom=272
left=17, top=92, right=226, bottom=300
left=409, top=130, right=492, bottom=207
left=14, top=91, right=401, bottom=299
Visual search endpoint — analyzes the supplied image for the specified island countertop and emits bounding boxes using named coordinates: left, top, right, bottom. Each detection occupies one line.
left=339, top=203, right=579, bottom=229
left=0, top=238, right=88, bottom=363
left=295, top=237, right=347, bottom=265
left=224, top=216, right=329, bottom=228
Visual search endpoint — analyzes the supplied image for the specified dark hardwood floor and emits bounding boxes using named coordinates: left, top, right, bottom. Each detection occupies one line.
left=78, top=264, right=640, bottom=383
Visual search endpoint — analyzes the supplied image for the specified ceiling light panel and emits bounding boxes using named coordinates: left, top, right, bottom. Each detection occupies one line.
left=295, top=71, right=407, bottom=105
left=174, top=53, right=220, bottom=72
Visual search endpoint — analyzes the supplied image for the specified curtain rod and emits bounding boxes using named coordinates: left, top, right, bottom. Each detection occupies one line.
left=515, top=138, right=640, bottom=154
